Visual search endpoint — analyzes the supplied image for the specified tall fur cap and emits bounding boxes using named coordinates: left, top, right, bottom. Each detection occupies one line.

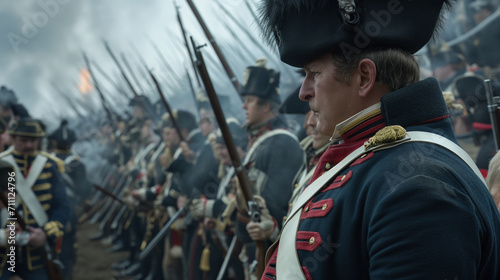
left=258, top=0, right=458, bottom=67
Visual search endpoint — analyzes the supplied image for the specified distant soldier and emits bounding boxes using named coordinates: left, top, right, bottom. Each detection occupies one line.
left=48, top=119, right=89, bottom=280
left=236, top=58, right=304, bottom=277
left=0, top=118, right=70, bottom=280
left=467, top=1, right=500, bottom=79
left=279, top=88, right=332, bottom=209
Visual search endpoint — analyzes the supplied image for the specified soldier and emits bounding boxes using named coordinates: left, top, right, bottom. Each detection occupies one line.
left=235, top=58, right=305, bottom=277
left=466, top=1, right=500, bottom=79
left=48, top=119, right=89, bottom=280
left=188, top=120, right=247, bottom=280
left=258, top=0, right=500, bottom=279
left=0, top=118, right=70, bottom=280
left=279, top=89, right=332, bottom=209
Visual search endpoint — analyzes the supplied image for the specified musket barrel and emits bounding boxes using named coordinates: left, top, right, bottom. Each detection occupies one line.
left=485, top=79, right=500, bottom=151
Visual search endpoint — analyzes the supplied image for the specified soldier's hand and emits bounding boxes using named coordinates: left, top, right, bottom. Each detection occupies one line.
left=203, top=217, right=215, bottom=229
left=246, top=220, right=275, bottom=241
left=246, top=195, right=279, bottom=242
left=189, top=198, right=215, bottom=220
left=180, top=141, right=194, bottom=163
left=159, top=153, right=169, bottom=168
left=131, top=189, right=147, bottom=201
left=177, top=195, right=188, bottom=209
left=28, top=227, right=47, bottom=248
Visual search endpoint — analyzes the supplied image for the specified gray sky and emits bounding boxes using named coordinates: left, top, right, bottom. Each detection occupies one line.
left=0, top=0, right=299, bottom=130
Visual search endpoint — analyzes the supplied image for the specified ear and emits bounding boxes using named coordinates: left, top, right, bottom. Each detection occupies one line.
left=357, top=59, right=377, bottom=98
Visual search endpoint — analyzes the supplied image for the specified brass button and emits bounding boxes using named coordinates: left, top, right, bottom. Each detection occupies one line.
left=325, top=163, right=331, bottom=169
left=322, top=204, right=327, bottom=211
left=341, top=175, right=346, bottom=181
left=309, top=237, right=315, bottom=245
left=304, top=207, right=309, bottom=213
left=283, top=216, right=287, bottom=223
left=294, top=183, right=299, bottom=188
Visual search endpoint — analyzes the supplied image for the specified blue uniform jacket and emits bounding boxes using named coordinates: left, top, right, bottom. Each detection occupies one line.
left=263, top=78, right=500, bottom=280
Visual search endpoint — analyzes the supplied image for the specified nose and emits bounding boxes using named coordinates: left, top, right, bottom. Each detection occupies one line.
left=306, top=111, right=317, bottom=128
left=299, top=75, right=314, bottom=101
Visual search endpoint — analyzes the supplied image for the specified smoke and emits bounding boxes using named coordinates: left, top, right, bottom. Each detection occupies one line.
left=0, top=0, right=300, bottom=133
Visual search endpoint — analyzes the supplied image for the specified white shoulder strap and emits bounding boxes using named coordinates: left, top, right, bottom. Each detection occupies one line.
left=3, top=154, right=49, bottom=226
left=243, top=129, right=298, bottom=165
left=276, top=131, right=486, bottom=279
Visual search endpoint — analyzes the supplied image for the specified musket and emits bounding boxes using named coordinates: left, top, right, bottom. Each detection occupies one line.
left=185, top=68, right=201, bottom=116
left=89, top=173, right=128, bottom=224
left=485, top=79, right=500, bottom=151
left=93, top=183, right=127, bottom=206
left=89, top=165, right=115, bottom=205
left=216, top=236, right=237, bottom=280
left=91, top=59, right=131, bottom=100
left=139, top=205, right=187, bottom=260
left=147, top=37, right=183, bottom=90
left=185, top=0, right=242, bottom=94
left=121, top=52, right=146, bottom=95
left=175, top=1, right=202, bottom=88
left=149, top=70, right=186, bottom=142
left=50, top=82, right=87, bottom=120
left=97, top=178, right=133, bottom=233
left=191, top=36, right=265, bottom=279
left=103, top=40, right=139, bottom=98
left=83, top=52, right=116, bottom=128
left=130, top=43, right=156, bottom=91
left=0, top=192, right=63, bottom=280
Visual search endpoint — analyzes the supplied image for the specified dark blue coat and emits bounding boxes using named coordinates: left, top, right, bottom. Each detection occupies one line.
left=264, top=78, right=500, bottom=280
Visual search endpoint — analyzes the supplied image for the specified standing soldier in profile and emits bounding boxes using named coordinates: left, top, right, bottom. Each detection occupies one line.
left=236, top=58, right=304, bottom=278
left=257, top=0, right=500, bottom=279
left=0, top=118, right=70, bottom=280
left=279, top=89, right=332, bottom=209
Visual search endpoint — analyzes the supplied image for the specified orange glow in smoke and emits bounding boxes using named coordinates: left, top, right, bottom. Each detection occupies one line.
left=78, top=68, right=93, bottom=94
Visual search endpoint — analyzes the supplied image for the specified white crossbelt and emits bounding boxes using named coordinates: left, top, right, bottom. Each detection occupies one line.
left=2, top=154, right=49, bottom=227
left=276, top=131, right=486, bottom=279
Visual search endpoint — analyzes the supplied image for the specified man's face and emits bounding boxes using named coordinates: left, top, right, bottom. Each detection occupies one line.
left=304, top=110, right=330, bottom=149
left=242, top=95, right=269, bottom=127
left=216, top=143, right=231, bottom=165
left=0, top=105, right=12, bottom=118
left=300, top=53, right=359, bottom=137
left=140, top=120, right=152, bottom=140
left=162, top=127, right=179, bottom=146
left=199, top=118, right=216, bottom=137
left=12, top=136, right=40, bottom=155
left=132, top=106, right=144, bottom=119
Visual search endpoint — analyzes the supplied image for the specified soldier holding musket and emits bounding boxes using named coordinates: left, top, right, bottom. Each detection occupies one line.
left=257, top=0, right=500, bottom=279
left=234, top=58, right=305, bottom=278
left=0, top=118, right=70, bottom=280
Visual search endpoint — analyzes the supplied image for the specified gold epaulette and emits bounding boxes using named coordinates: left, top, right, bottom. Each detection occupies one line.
left=39, top=151, right=65, bottom=173
left=364, top=125, right=407, bottom=150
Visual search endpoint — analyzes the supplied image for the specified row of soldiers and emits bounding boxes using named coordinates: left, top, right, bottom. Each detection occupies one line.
left=0, top=86, right=90, bottom=280
left=1, top=0, right=500, bottom=279
left=80, top=57, right=331, bottom=280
